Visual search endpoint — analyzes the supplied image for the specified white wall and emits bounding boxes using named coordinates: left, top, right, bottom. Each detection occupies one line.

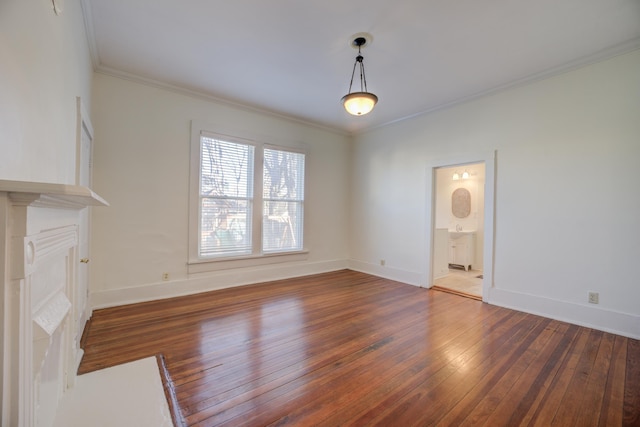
left=90, top=73, right=351, bottom=306
left=350, top=50, right=640, bottom=338
left=0, top=0, right=93, bottom=184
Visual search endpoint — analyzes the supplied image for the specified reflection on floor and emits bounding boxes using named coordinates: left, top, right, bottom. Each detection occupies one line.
left=433, top=267, right=482, bottom=300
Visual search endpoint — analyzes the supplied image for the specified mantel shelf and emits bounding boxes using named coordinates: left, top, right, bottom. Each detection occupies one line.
left=0, top=179, right=109, bottom=210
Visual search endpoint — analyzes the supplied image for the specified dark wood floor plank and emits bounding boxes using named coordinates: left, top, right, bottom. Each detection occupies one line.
left=574, top=331, right=616, bottom=427
left=307, top=305, right=515, bottom=427
left=175, top=286, right=454, bottom=410
left=445, top=322, right=578, bottom=427
left=378, top=315, right=551, bottom=427
left=551, top=329, right=604, bottom=426
left=476, top=322, right=577, bottom=426
left=508, top=323, right=581, bottom=426
left=204, top=325, right=427, bottom=426
left=76, top=270, right=638, bottom=427
left=259, top=299, right=507, bottom=427
left=173, top=280, right=440, bottom=380
left=624, top=338, right=640, bottom=427
left=597, top=334, right=627, bottom=427
left=180, top=297, right=437, bottom=421
left=81, top=271, right=403, bottom=373
left=521, top=327, right=592, bottom=427
left=349, top=311, right=544, bottom=426
left=183, top=290, right=474, bottom=425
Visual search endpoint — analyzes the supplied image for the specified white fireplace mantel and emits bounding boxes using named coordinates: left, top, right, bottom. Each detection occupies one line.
left=1, top=180, right=108, bottom=427
left=0, top=180, right=108, bottom=210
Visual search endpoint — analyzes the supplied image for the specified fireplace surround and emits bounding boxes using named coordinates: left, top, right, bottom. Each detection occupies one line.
left=1, top=180, right=107, bottom=427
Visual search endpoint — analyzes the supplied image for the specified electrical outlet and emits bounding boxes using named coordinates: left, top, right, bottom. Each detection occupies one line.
left=380, top=259, right=385, bottom=266
left=162, top=272, right=170, bottom=281
left=588, top=292, right=599, bottom=304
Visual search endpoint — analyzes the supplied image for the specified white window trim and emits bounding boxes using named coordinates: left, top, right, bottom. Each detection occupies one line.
left=188, top=121, right=308, bottom=273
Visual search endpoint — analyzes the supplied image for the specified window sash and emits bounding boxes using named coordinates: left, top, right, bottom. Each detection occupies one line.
left=262, top=148, right=305, bottom=253
left=200, top=197, right=253, bottom=256
left=262, top=200, right=303, bottom=252
left=198, top=135, right=255, bottom=258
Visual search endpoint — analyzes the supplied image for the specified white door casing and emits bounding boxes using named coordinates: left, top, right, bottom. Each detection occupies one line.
left=72, top=97, right=94, bottom=380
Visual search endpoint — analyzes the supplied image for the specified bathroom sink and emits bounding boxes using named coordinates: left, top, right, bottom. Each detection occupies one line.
left=449, top=230, right=475, bottom=238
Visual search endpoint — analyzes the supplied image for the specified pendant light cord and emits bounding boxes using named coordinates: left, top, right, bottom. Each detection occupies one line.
left=347, top=45, right=368, bottom=94
left=347, top=54, right=358, bottom=94
left=359, top=52, right=368, bottom=93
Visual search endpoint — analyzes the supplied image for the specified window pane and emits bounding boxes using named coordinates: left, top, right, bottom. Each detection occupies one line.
left=199, top=135, right=254, bottom=257
left=201, top=137, right=253, bottom=198
left=263, top=149, right=305, bottom=200
left=263, top=201, right=303, bottom=252
left=263, top=148, right=305, bottom=253
left=201, top=198, right=252, bottom=256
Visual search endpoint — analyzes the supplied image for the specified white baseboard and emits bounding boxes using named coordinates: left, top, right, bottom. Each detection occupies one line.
left=90, top=259, right=348, bottom=309
left=348, top=263, right=640, bottom=339
left=90, top=260, right=639, bottom=340
left=348, top=259, right=424, bottom=287
left=488, top=287, right=640, bottom=340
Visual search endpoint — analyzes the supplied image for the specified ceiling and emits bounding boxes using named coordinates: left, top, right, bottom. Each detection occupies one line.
left=82, top=0, right=640, bottom=134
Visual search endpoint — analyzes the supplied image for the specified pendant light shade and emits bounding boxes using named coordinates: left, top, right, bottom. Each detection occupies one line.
left=342, top=92, right=378, bottom=116
left=342, top=35, right=378, bottom=116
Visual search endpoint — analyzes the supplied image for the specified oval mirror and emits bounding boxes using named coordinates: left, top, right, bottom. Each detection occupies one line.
left=452, top=188, right=471, bottom=218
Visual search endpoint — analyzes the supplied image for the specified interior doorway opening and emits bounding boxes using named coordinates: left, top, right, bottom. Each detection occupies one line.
left=424, top=150, right=495, bottom=302
left=432, top=163, right=485, bottom=300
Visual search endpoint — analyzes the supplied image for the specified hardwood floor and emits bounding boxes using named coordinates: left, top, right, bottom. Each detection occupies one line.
left=79, top=270, right=640, bottom=426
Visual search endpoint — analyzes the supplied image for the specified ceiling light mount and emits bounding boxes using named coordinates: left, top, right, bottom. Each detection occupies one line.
left=342, top=33, right=378, bottom=116
left=353, top=37, right=367, bottom=49
left=349, top=33, right=373, bottom=49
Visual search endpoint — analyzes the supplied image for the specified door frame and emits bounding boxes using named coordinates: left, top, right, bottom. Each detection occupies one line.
left=69, top=97, right=94, bottom=386
left=424, top=150, right=496, bottom=302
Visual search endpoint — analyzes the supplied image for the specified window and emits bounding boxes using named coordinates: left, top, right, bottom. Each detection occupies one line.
left=190, top=125, right=306, bottom=266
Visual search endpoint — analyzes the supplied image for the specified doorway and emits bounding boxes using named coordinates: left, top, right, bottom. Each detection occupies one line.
left=424, top=151, right=495, bottom=302
left=432, top=163, right=485, bottom=299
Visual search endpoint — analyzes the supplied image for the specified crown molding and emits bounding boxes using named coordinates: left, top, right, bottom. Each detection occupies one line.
left=362, top=38, right=640, bottom=136
left=94, top=65, right=351, bottom=137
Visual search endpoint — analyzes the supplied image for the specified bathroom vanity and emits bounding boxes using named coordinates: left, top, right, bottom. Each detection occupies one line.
left=448, top=231, right=475, bottom=271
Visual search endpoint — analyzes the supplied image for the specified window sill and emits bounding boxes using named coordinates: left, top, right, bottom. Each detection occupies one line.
left=187, top=250, right=309, bottom=274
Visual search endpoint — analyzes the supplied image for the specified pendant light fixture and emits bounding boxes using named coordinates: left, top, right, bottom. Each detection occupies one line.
left=342, top=34, right=378, bottom=116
